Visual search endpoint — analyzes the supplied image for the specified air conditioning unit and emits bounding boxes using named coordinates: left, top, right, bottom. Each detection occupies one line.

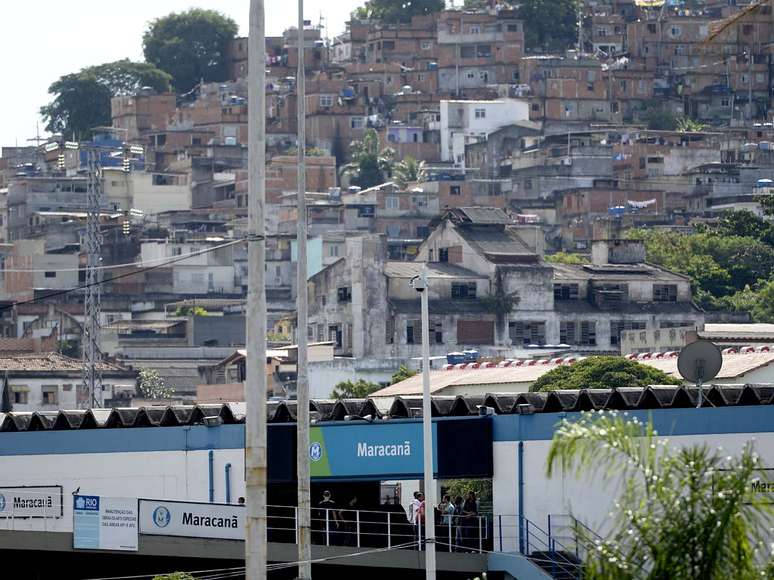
left=562, top=157, right=573, bottom=166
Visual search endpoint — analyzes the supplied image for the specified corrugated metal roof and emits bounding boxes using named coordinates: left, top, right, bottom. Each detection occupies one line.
left=459, top=227, right=535, bottom=259
left=384, top=262, right=486, bottom=279
left=1, top=385, right=773, bottom=432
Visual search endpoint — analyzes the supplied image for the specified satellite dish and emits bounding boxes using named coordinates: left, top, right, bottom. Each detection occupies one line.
left=677, top=340, right=722, bottom=408
left=677, top=340, right=722, bottom=384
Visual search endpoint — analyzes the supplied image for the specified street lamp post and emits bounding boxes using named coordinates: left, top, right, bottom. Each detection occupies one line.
left=411, top=268, right=437, bottom=580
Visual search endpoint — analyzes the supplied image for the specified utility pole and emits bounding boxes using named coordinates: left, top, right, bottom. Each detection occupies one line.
left=246, top=1, right=268, bottom=579
left=82, top=148, right=103, bottom=408
left=412, top=268, right=436, bottom=580
left=296, top=1, right=312, bottom=578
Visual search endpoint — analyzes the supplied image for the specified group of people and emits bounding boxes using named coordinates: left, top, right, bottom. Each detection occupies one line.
left=309, top=489, right=482, bottom=550
left=409, top=490, right=481, bottom=551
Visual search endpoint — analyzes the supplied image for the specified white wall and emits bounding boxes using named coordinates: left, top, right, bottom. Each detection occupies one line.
left=492, top=432, right=774, bottom=552
left=0, top=447, right=245, bottom=533
left=130, top=172, right=191, bottom=214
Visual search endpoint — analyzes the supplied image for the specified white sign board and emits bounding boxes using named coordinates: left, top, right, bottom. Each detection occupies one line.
left=0, top=486, right=62, bottom=518
left=139, top=499, right=244, bottom=540
left=73, top=495, right=138, bottom=551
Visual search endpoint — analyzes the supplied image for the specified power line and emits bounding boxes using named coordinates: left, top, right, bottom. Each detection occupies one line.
left=0, top=239, right=246, bottom=313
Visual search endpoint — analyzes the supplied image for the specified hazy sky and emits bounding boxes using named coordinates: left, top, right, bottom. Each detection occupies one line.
left=0, top=1, right=363, bottom=147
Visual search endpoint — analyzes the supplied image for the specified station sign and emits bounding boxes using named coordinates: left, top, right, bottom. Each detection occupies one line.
left=73, top=495, right=138, bottom=551
left=0, top=485, right=62, bottom=518
left=139, top=499, right=244, bottom=541
left=309, top=422, right=438, bottom=479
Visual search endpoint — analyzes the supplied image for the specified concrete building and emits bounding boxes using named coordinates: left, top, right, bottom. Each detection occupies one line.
left=0, top=352, right=135, bottom=411
left=439, top=99, right=529, bottom=168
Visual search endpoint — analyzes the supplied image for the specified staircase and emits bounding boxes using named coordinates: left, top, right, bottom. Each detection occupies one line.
left=528, top=550, right=583, bottom=580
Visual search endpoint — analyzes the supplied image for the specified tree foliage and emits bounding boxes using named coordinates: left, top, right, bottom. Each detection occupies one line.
left=331, top=379, right=381, bottom=399
left=143, top=9, right=238, bottom=92
left=342, top=129, right=396, bottom=189
left=640, top=102, right=679, bottom=131
left=352, top=0, right=445, bottom=22
left=547, top=412, right=774, bottom=579
left=137, top=369, right=175, bottom=400
left=632, top=218, right=774, bottom=320
left=391, top=365, right=417, bottom=385
left=545, top=251, right=589, bottom=265
left=518, top=0, right=578, bottom=52
left=394, top=156, right=428, bottom=188
left=531, top=356, right=681, bottom=392
left=40, top=60, right=171, bottom=139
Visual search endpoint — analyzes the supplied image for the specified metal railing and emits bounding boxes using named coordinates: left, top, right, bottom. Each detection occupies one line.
left=494, top=515, right=584, bottom=579
left=265, top=505, right=489, bottom=553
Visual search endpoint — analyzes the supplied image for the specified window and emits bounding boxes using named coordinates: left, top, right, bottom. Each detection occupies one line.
left=307, top=325, right=315, bottom=340
left=328, top=325, right=342, bottom=348
left=450, top=185, right=461, bottom=195
left=653, top=284, right=677, bottom=303
left=476, top=45, right=492, bottom=58
left=474, top=108, right=486, bottom=119
left=461, top=46, right=475, bottom=58
left=451, top=282, right=477, bottom=299
left=439, top=248, right=449, bottom=262
left=579, top=321, right=597, bottom=346
left=670, top=26, right=681, bottom=37
left=466, top=71, right=476, bottom=79
left=44, top=271, right=56, bottom=278
left=742, top=24, right=753, bottom=35
left=329, top=245, right=339, bottom=257
left=42, top=385, right=58, bottom=406
left=350, top=116, right=365, bottom=129
left=469, top=25, right=480, bottom=34
left=721, top=98, right=730, bottom=107
left=509, top=321, right=546, bottom=346
left=431, top=321, right=443, bottom=344
left=610, top=320, right=646, bottom=346
left=319, top=94, right=334, bottom=107
left=507, top=24, right=520, bottom=32
left=531, top=103, right=540, bottom=112
left=317, top=324, right=325, bottom=342
left=560, top=321, right=576, bottom=344
left=597, top=28, right=607, bottom=37
left=385, top=196, right=400, bottom=210
left=337, top=287, right=352, bottom=303
left=524, top=179, right=533, bottom=190
left=386, top=318, right=394, bottom=344
left=554, top=284, right=580, bottom=301
left=62, top=384, right=73, bottom=392
left=416, top=225, right=429, bottom=238
left=421, top=40, right=432, bottom=50
left=407, top=320, right=421, bottom=344
left=13, top=388, right=28, bottom=405
left=647, top=23, right=657, bottom=34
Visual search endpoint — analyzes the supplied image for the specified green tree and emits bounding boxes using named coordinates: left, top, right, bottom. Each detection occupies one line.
left=547, top=412, right=774, bottom=579
left=137, top=369, right=175, bottom=400
left=531, top=356, right=681, bottom=392
left=757, top=194, right=774, bottom=217
left=341, top=129, right=396, bottom=189
left=353, top=0, right=445, bottom=22
left=391, top=365, right=417, bottom=385
left=40, top=60, right=172, bottom=139
left=175, top=306, right=210, bottom=317
left=518, top=0, right=578, bottom=52
left=640, top=102, right=679, bottom=131
left=545, top=251, right=589, bottom=265
left=394, top=156, right=428, bottom=188
left=331, top=379, right=381, bottom=399
left=442, top=479, right=492, bottom=510
left=676, top=116, right=707, bottom=132
left=143, top=9, right=239, bottom=92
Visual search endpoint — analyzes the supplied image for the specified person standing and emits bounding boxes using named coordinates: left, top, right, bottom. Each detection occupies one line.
left=317, top=490, right=340, bottom=545
left=438, top=494, right=455, bottom=546
left=409, top=491, right=422, bottom=548
left=462, top=490, right=479, bottom=551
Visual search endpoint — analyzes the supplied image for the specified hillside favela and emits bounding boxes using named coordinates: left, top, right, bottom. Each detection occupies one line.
left=3, top=0, right=774, bottom=578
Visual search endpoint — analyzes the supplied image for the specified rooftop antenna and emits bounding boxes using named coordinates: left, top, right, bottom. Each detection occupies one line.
left=677, top=340, right=722, bottom=408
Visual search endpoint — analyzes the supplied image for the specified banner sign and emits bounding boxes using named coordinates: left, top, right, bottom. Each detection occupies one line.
left=309, top=422, right=438, bottom=479
left=73, top=495, right=138, bottom=551
left=0, top=486, right=62, bottom=518
left=139, top=499, right=244, bottom=540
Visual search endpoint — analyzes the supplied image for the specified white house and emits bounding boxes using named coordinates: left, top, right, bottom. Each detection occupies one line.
left=439, top=99, right=529, bottom=169
left=1, top=352, right=136, bottom=412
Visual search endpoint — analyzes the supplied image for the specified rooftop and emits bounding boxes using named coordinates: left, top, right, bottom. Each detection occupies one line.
left=0, top=353, right=130, bottom=375
left=3, top=385, right=774, bottom=431
left=384, top=262, right=486, bottom=280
